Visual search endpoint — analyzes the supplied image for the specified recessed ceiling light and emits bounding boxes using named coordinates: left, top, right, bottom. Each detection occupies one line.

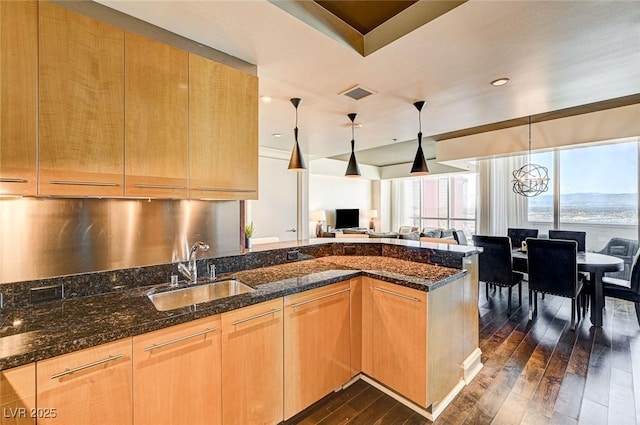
left=272, top=133, right=282, bottom=138
left=491, top=78, right=510, bottom=87
left=260, top=95, right=273, bottom=103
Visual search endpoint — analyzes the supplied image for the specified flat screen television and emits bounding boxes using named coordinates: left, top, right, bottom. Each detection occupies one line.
left=335, top=208, right=360, bottom=229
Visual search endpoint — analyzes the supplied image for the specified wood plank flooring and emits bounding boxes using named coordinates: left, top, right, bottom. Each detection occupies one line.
left=285, top=282, right=640, bottom=425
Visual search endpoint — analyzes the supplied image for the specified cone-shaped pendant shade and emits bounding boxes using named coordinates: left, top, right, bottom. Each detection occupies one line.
left=345, top=113, right=361, bottom=177
left=410, top=132, right=430, bottom=175
left=288, top=127, right=307, bottom=171
left=287, top=98, right=307, bottom=171
left=410, top=101, right=430, bottom=175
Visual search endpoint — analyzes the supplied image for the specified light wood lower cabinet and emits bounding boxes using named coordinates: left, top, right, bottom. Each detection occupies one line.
left=36, top=339, right=132, bottom=425
left=362, top=277, right=428, bottom=406
left=221, top=298, right=283, bottom=425
left=0, top=0, right=37, bottom=196
left=284, top=282, right=351, bottom=419
left=133, top=316, right=221, bottom=425
left=1, top=364, right=35, bottom=425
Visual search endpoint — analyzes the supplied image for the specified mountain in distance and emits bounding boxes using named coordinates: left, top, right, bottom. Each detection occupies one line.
left=528, top=193, right=637, bottom=208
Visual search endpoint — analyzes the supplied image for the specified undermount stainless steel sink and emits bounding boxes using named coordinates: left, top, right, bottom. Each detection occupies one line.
left=148, top=279, right=255, bottom=311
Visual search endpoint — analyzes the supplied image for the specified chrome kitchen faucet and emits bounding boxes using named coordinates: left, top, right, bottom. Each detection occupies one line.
left=178, top=241, right=210, bottom=283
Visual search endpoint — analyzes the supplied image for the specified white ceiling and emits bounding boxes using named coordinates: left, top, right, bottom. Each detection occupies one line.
left=96, top=0, right=640, bottom=166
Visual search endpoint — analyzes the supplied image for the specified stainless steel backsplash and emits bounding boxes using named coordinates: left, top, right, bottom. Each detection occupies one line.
left=0, top=198, right=241, bottom=284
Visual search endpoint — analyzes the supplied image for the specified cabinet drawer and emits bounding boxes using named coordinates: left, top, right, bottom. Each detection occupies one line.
left=133, top=316, right=221, bottom=425
left=37, top=339, right=132, bottom=425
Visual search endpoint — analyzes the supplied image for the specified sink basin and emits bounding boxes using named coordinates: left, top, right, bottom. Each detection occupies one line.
left=148, top=279, right=255, bottom=311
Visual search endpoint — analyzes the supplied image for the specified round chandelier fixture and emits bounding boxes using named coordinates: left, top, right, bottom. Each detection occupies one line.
left=512, top=117, right=550, bottom=197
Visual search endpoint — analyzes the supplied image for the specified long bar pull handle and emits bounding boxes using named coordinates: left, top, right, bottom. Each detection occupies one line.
left=144, top=328, right=217, bottom=352
left=51, top=354, right=123, bottom=379
left=0, top=178, right=27, bottom=183
left=290, top=288, right=350, bottom=309
left=50, top=180, right=118, bottom=187
left=231, top=308, right=281, bottom=326
left=196, top=187, right=255, bottom=193
left=373, top=287, right=421, bottom=302
left=133, top=184, right=186, bottom=190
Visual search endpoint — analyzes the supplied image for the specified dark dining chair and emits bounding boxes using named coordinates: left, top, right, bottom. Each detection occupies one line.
left=527, top=238, right=585, bottom=330
left=507, top=228, right=539, bottom=250
left=453, top=230, right=468, bottom=246
left=602, top=249, right=640, bottom=328
left=597, top=237, right=639, bottom=280
left=507, top=228, right=538, bottom=272
left=548, top=230, right=586, bottom=252
left=472, top=235, right=523, bottom=314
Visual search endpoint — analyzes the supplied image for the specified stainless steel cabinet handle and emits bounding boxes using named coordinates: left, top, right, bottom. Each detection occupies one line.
left=231, top=308, right=281, bottom=326
left=51, top=354, right=123, bottom=379
left=290, top=288, right=350, bottom=309
left=373, top=286, right=421, bottom=302
left=50, top=180, right=118, bottom=187
left=133, top=184, right=186, bottom=190
left=144, top=327, right=217, bottom=352
left=0, top=178, right=27, bottom=183
left=196, top=187, right=255, bottom=193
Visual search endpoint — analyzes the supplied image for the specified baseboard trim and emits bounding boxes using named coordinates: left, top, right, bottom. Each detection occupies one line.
left=463, top=347, right=484, bottom=384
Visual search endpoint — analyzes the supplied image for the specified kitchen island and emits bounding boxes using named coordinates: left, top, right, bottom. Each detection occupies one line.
left=0, top=241, right=480, bottom=424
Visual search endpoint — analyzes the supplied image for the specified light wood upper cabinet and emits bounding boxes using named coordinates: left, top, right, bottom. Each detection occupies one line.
left=188, top=55, right=258, bottom=200
left=38, top=1, right=124, bottom=197
left=283, top=282, right=351, bottom=419
left=363, top=277, right=427, bottom=406
left=133, top=316, right=222, bottom=425
left=1, top=364, right=36, bottom=425
left=221, top=298, right=283, bottom=425
left=125, top=31, right=188, bottom=199
left=0, top=0, right=37, bottom=196
left=36, top=338, right=132, bottom=425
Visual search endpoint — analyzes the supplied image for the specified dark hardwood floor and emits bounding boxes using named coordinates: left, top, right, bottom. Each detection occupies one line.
left=286, top=282, right=640, bottom=425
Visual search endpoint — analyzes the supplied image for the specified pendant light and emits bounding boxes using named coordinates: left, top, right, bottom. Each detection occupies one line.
left=512, top=116, right=550, bottom=197
left=345, top=113, right=361, bottom=177
left=410, top=100, right=430, bottom=175
left=287, top=98, right=307, bottom=171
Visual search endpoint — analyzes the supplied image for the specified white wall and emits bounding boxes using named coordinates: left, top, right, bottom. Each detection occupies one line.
left=249, top=154, right=299, bottom=241
left=309, top=173, right=373, bottom=230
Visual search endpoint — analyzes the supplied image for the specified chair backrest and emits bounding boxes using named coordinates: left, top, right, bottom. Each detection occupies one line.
left=507, top=228, right=538, bottom=249
left=472, top=235, right=513, bottom=285
left=548, top=230, right=586, bottom=252
left=629, top=249, right=640, bottom=295
left=599, top=237, right=639, bottom=257
left=527, top=238, right=579, bottom=298
left=453, top=230, right=468, bottom=246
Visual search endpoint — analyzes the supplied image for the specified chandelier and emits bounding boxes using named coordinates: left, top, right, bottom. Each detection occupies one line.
left=512, top=117, right=549, bottom=197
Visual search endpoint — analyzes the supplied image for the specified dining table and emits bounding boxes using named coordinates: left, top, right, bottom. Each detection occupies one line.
left=512, top=249, right=623, bottom=327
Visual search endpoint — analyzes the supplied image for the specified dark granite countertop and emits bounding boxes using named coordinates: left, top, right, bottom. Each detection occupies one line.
left=0, top=256, right=464, bottom=370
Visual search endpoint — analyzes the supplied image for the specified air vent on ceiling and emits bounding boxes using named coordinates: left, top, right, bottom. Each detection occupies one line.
left=340, top=85, right=376, bottom=101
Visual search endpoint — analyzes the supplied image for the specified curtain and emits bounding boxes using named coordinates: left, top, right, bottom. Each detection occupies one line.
left=390, top=179, right=413, bottom=232
left=477, top=155, right=527, bottom=236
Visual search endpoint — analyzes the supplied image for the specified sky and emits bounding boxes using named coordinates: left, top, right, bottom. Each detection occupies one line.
left=531, top=141, right=638, bottom=194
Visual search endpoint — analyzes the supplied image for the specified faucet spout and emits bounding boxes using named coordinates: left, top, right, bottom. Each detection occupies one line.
left=180, top=241, right=210, bottom=283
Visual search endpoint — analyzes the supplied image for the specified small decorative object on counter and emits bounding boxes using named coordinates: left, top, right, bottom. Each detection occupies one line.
left=245, top=222, right=255, bottom=249
left=521, top=240, right=527, bottom=252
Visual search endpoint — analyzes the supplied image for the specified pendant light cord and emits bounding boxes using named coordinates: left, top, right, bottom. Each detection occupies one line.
left=528, top=116, right=532, bottom=163
left=351, top=121, right=355, bottom=152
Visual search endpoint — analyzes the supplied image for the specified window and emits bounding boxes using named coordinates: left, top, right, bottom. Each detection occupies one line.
left=525, top=140, right=638, bottom=250
left=402, top=173, right=477, bottom=238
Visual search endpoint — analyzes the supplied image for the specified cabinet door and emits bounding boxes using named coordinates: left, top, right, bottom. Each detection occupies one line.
left=284, top=282, right=351, bottom=419
left=133, top=316, right=221, bottom=425
left=368, top=278, right=427, bottom=406
left=222, top=298, right=283, bottom=425
left=350, top=277, right=362, bottom=377
left=1, top=364, right=35, bottom=425
left=36, top=339, right=132, bottom=425
left=188, top=54, right=258, bottom=200
left=38, top=2, right=124, bottom=197
left=0, top=0, right=37, bottom=196
left=125, top=31, right=188, bottom=199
